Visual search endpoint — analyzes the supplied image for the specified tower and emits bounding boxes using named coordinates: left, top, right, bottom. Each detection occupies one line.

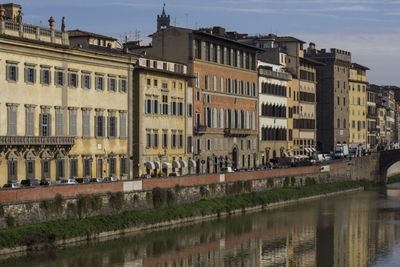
left=157, top=3, right=170, bottom=31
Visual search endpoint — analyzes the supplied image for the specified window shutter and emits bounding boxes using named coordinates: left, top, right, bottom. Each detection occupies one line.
left=27, top=111, right=34, bottom=136
left=24, top=68, right=28, bottom=83
left=167, top=104, right=170, bottom=115
left=107, top=116, right=111, bottom=137
left=15, top=66, right=19, bottom=81
left=114, top=117, right=118, bottom=137
left=48, top=114, right=52, bottom=136
left=39, top=113, right=43, bottom=136
left=101, top=116, right=105, bottom=137
left=94, top=116, right=98, bottom=137
left=62, top=72, right=65, bottom=85
left=6, top=65, right=9, bottom=81
left=108, top=78, right=111, bottom=91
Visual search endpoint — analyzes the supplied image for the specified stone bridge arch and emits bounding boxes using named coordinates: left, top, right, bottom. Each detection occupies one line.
left=379, top=149, right=400, bottom=184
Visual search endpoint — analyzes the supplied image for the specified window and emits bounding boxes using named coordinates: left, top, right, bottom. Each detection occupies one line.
left=109, top=158, right=116, bottom=175
left=153, top=132, right=158, bottom=148
left=213, top=75, right=217, bottom=91
left=147, top=78, right=151, bottom=86
left=205, top=75, right=210, bottom=90
left=120, top=157, right=127, bottom=176
left=146, top=132, right=151, bottom=148
left=252, top=83, right=256, bottom=96
left=178, top=102, right=184, bottom=116
left=187, top=136, right=193, bottom=153
left=42, top=160, right=50, bottom=179
left=95, top=76, right=104, bottom=90
left=118, top=79, right=127, bottom=93
left=161, top=95, right=169, bottom=115
left=40, top=113, right=51, bottom=136
left=81, top=73, right=91, bottom=89
left=162, top=82, right=168, bottom=89
left=145, top=99, right=152, bottom=114
left=343, top=119, right=346, bottom=129
left=154, top=79, right=158, bottom=87
left=56, top=159, right=65, bottom=179
left=41, top=68, right=51, bottom=85
left=108, top=77, right=117, bottom=92
left=70, top=159, right=78, bottom=178
left=24, top=66, right=36, bottom=84
left=220, top=77, right=224, bottom=92
left=55, top=110, right=64, bottom=136
left=55, top=70, right=65, bottom=86
left=337, top=119, right=340, bottom=128
left=95, top=115, right=105, bottom=137
left=171, top=133, right=177, bottom=148
left=69, top=111, right=77, bottom=137
left=25, top=159, right=35, bottom=179
left=7, top=107, right=17, bottom=136
left=195, top=72, right=200, bottom=88
left=188, top=104, right=193, bottom=117
left=162, top=133, right=168, bottom=148
left=178, top=133, right=183, bottom=148
left=6, top=64, right=18, bottom=81
left=8, top=160, right=17, bottom=181
left=196, top=91, right=201, bottom=101
left=82, top=111, right=90, bottom=138
left=26, top=108, right=34, bottom=136
left=108, top=116, right=117, bottom=137
left=68, top=72, right=78, bottom=87
left=83, top=158, right=91, bottom=177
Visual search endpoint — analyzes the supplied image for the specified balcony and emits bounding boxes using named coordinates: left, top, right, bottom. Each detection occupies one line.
left=0, top=20, right=69, bottom=46
left=224, top=128, right=254, bottom=137
left=194, top=125, right=207, bottom=135
left=0, top=136, right=75, bottom=146
left=258, top=68, right=292, bottom=81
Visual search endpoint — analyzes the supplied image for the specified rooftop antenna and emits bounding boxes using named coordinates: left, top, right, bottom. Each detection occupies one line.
left=135, top=29, right=140, bottom=41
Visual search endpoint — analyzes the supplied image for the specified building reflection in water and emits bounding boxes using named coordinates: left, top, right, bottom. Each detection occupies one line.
left=3, top=191, right=400, bottom=267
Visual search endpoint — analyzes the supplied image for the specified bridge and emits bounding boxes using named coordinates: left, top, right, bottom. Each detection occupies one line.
left=350, top=149, right=400, bottom=184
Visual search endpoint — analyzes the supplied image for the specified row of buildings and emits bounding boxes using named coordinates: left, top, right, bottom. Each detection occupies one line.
left=0, top=3, right=398, bottom=183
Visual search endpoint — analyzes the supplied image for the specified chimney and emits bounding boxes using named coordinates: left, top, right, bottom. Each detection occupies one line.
left=212, top=26, right=225, bottom=37
left=309, top=42, right=316, bottom=50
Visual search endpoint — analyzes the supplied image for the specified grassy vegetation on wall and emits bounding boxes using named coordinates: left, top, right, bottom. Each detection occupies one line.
left=387, top=174, right=400, bottom=184
left=0, top=180, right=370, bottom=249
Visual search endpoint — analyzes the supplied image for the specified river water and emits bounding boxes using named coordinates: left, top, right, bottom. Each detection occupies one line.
left=1, top=187, right=400, bottom=267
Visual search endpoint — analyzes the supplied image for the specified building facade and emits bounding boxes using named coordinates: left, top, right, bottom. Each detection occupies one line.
left=235, top=34, right=318, bottom=157
left=132, top=12, right=260, bottom=172
left=258, top=61, right=291, bottom=163
left=0, top=7, right=133, bottom=184
left=132, top=57, right=194, bottom=177
left=366, top=86, right=378, bottom=150
left=305, top=45, right=351, bottom=153
left=349, top=63, right=369, bottom=153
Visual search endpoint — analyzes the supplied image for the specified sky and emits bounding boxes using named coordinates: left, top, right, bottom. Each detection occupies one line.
left=8, top=0, right=400, bottom=86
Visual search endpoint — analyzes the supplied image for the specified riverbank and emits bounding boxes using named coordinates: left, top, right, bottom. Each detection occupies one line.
left=0, top=180, right=371, bottom=255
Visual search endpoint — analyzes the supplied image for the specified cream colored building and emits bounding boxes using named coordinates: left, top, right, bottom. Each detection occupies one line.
left=0, top=6, right=135, bottom=184
left=132, top=58, right=194, bottom=177
left=349, top=63, right=368, bottom=153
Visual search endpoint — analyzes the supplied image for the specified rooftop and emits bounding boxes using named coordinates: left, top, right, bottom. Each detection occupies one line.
left=68, top=29, right=117, bottom=41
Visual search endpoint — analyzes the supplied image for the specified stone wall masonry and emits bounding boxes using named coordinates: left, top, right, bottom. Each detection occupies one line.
left=0, top=161, right=354, bottom=228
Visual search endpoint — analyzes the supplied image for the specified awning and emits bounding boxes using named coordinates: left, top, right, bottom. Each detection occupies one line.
left=311, top=148, right=316, bottom=152
left=179, top=159, right=188, bottom=168
left=154, top=161, right=161, bottom=169
left=162, top=162, right=172, bottom=169
left=189, top=159, right=197, bottom=168
left=145, top=161, right=155, bottom=170
left=283, top=152, right=289, bottom=157
left=172, top=160, right=181, bottom=169
left=304, top=148, right=310, bottom=153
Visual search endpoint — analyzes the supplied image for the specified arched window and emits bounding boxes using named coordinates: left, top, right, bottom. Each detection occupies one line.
left=232, top=110, right=236, bottom=128
left=220, top=108, right=224, bottom=128
left=238, top=110, right=242, bottom=129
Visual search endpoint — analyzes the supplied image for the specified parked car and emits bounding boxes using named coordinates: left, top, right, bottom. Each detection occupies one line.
left=140, top=174, right=152, bottom=179
left=20, top=179, right=40, bottom=187
left=221, top=167, right=234, bottom=173
left=91, top=177, right=104, bottom=183
left=3, top=182, right=22, bottom=189
left=40, top=180, right=60, bottom=186
left=168, top=172, right=181, bottom=177
left=76, top=177, right=91, bottom=184
left=104, top=176, right=119, bottom=182
left=61, top=179, right=78, bottom=185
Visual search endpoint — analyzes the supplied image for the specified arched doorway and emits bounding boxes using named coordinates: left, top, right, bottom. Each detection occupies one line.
left=232, top=147, right=238, bottom=169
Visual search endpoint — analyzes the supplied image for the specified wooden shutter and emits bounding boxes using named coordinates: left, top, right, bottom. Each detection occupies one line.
left=24, top=68, right=28, bottom=83
left=27, top=111, right=34, bottom=136
left=107, top=116, right=111, bottom=137
left=70, top=113, right=76, bottom=136
left=120, top=115, right=126, bottom=138
left=94, top=115, right=98, bottom=137
left=48, top=114, right=52, bottom=136
left=101, top=116, right=105, bottom=137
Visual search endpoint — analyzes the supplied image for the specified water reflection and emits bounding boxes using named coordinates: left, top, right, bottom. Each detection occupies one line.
left=1, top=189, right=400, bottom=267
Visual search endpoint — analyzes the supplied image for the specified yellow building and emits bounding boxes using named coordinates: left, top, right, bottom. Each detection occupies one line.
left=132, top=58, right=193, bottom=177
left=349, top=63, right=369, bottom=154
left=0, top=5, right=136, bottom=184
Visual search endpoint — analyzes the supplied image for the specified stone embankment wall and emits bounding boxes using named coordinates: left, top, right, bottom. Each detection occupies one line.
left=0, top=161, right=353, bottom=228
